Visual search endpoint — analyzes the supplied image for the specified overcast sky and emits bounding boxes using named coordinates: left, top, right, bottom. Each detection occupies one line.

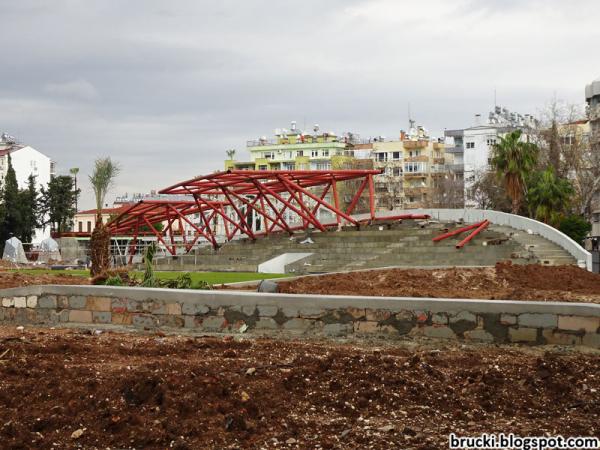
left=1, top=0, right=599, bottom=208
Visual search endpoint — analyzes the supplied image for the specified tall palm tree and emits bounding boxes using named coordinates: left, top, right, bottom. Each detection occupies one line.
left=89, top=157, right=120, bottom=276
left=491, top=130, right=539, bottom=214
left=527, top=167, right=573, bottom=226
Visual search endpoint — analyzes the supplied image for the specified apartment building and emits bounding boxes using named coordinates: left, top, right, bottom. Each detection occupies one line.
left=225, top=122, right=356, bottom=172
left=444, top=106, right=537, bottom=207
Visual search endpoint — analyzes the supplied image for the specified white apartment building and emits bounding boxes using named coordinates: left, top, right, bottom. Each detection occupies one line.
left=0, top=133, right=55, bottom=242
left=444, top=107, right=537, bottom=207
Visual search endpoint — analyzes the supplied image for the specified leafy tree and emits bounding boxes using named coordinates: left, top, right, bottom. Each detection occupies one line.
left=491, top=130, right=539, bottom=214
left=469, top=170, right=512, bottom=212
left=526, top=168, right=573, bottom=226
left=559, top=215, right=591, bottom=245
left=18, top=174, right=39, bottom=244
left=0, top=155, right=21, bottom=252
left=40, top=175, right=80, bottom=232
left=89, top=157, right=120, bottom=276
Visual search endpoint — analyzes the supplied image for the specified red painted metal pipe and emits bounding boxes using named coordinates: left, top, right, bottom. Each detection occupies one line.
left=455, top=220, right=489, bottom=249
left=432, top=221, right=485, bottom=242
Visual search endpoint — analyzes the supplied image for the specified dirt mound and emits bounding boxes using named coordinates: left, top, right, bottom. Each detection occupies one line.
left=0, top=327, right=598, bottom=449
left=278, top=263, right=600, bottom=302
left=0, top=271, right=89, bottom=289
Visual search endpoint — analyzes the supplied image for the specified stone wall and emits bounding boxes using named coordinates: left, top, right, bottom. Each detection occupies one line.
left=1, top=285, right=599, bottom=348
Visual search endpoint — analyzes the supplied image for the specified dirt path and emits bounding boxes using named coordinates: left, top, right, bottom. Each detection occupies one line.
left=0, top=271, right=89, bottom=290
left=278, top=263, right=600, bottom=303
left=0, top=327, right=598, bottom=449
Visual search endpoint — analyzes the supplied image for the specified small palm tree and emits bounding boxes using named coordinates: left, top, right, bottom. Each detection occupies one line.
left=491, top=130, right=538, bottom=214
left=527, top=168, right=573, bottom=226
left=226, top=149, right=236, bottom=160
left=89, top=157, right=120, bottom=276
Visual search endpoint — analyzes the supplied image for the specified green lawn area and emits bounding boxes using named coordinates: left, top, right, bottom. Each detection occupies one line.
left=9, top=269, right=286, bottom=286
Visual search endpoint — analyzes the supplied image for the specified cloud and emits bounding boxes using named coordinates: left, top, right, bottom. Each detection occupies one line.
left=0, top=0, right=598, bottom=209
left=43, top=79, right=99, bottom=101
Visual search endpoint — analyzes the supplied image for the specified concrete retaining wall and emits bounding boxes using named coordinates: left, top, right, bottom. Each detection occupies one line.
left=365, top=208, right=592, bottom=270
left=1, top=285, right=599, bottom=348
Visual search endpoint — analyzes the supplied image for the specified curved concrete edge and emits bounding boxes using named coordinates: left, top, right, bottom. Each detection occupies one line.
left=1, top=284, right=599, bottom=317
left=361, top=208, right=592, bottom=271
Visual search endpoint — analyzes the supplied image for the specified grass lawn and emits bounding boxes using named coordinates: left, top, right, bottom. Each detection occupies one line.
left=8, top=269, right=286, bottom=286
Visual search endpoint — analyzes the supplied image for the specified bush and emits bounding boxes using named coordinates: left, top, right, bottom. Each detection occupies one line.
left=559, top=215, right=591, bottom=245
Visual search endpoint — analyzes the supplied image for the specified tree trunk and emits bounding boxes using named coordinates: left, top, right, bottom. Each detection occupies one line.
left=90, top=217, right=111, bottom=276
left=511, top=198, right=520, bottom=215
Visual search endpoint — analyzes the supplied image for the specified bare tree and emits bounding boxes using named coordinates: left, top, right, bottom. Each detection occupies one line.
left=429, top=173, right=464, bottom=208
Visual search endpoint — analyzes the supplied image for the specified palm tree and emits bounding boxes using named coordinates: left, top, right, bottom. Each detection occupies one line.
left=527, top=167, right=573, bottom=226
left=89, top=157, right=120, bottom=276
left=491, top=130, right=539, bottom=214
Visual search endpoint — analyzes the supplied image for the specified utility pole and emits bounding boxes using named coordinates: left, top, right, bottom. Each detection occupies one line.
left=69, top=167, right=79, bottom=212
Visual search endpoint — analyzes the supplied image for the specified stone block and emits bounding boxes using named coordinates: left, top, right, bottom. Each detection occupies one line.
left=68, top=295, right=86, bottom=309
left=365, top=309, right=391, bottom=322
left=508, top=327, right=538, bottom=343
left=242, top=305, right=257, bottom=315
left=26, top=296, right=38, bottom=308
left=450, top=311, right=477, bottom=324
left=92, top=311, right=112, bottom=324
left=112, top=313, right=132, bottom=325
left=69, top=310, right=93, bottom=323
left=582, top=333, right=600, bottom=348
left=395, top=310, right=414, bottom=321
left=299, top=307, right=325, bottom=319
left=464, top=329, right=495, bottom=343
left=111, top=298, right=127, bottom=313
left=159, top=315, right=185, bottom=328
left=281, top=307, right=299, bottom=318
left=164, top=302, right=182, bottom=316
left=542, top=329, right=581, bottom=346
left=500, top=314, right=517, bottom=325
left=558, top=316, right=600, bottom=333
left=1, top=298, right=14, bottom=308
left=199, top=316, right=227, bottom=331
left=184, top=315, right=199, bottom=328
left=282, top=318, right=314, bottom=331
left=50, top=310, right=70, bottom=323
left=353, top=321, right=379, bottom=333
left=347, top=307, right=366, bottom=319
left=518, top=313, right=557, bottom=329
left=86, top=296, right=112, bottom=312
left=415, top=312, right=429, bottom=323
left=38, top=295, right=58, bottom=309
left=257, top=305, right=278, bottom=317
left=423, top=326, right=456, bottom=340
left=323, top=323, right=353, bottom=337
left=255, top=317, right=279, bottom=330
left=132, top=314, right=159, bottom=328
left=13, top=297, right=27, bottom=308
left=431, top=313, right=448, bottom=325
left=57, top=295, right=69, bottom=309
left=181, top=302, right=210, bottom=316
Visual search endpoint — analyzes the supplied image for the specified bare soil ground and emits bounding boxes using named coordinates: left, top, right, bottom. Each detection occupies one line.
left=0, top=327, right=598, bottom=449
left=0, top=271, right=89, bottom=290
left=278, top=263, right=600, bottom=303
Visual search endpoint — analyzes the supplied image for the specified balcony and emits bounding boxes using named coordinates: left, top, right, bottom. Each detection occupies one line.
left=444, top=129, right=464, bottom=138
left=403, top=140, right=428, bottom=149
left=445, top=146, right=464, bottom=154
left=404, top=186, right=428, bottom=196
left=404, top=155, right=429, bottom=163
left=403, top=171, right=427, bottom=179
left=432, top=157, right=445, bottom=165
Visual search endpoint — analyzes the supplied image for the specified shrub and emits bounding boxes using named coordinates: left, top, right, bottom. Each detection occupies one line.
left=559, top=215, right=591, bottom=245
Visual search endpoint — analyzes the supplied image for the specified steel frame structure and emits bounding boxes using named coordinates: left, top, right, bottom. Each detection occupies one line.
left=107, top=169, right=429, bottom=259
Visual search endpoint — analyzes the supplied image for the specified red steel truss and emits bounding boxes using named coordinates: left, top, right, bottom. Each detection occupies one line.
left=107, top=170, right=430, bottom=258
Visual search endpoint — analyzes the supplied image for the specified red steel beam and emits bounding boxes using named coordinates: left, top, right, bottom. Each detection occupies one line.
left=456, top=220, right=489, bottom=249
left=432, top=221, right=485, bottom=242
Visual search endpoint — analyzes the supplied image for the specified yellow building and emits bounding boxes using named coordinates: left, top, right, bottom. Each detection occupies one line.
left=225, top=122, right=356, bottom=171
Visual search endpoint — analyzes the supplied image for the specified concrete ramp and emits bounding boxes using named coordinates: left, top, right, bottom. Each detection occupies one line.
left=258, top=253, right=313, bottom=274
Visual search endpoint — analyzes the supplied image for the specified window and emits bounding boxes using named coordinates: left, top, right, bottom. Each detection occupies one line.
left=376, top=153, right=387, bottom=162
left=311, top=150, right=319, bottom=157
left=392, top=152, right=400, bottom=160
left=486, top=138, right=497, bottom=146
left=466, top=142, right=475, bottom=149
left=78, top=222, right=83, bottom=232
left=409, top=150, right=421, bottom=158
left=264, top=152, right=274, bottom=159
left=322, top=149, right=329, bottom=157
left=297, top=150, right=303, bottom=157
left=258, top=165, right=268, bottom=170
left=393, top=167, right=402, bottom=176
left=404, top=162, right=426, bottom=173
left=87, top=221, right=92, bottom=233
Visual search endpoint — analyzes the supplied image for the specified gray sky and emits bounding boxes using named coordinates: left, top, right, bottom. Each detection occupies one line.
left=1, top=0, right=598, bottom=208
